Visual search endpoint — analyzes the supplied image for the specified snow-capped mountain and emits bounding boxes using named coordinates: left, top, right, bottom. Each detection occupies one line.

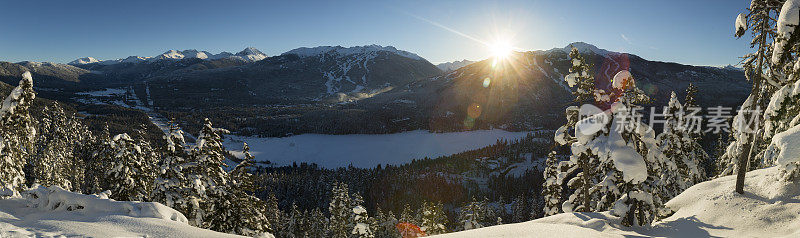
left=368, top=42, right=750, bottom=132
left=2, top=42, right=750, bottom=137
left=235, top=47, right=267, bottom=61
left=67, top=47, right=269, bottom=66
left=543, top=41, right=613, bottom=56
left=139, top=44, right=441, bottom=107
left=282, top=45, right=424, bottom=61
left=68, top=57, right=100, bottom=65
left=436, top=59, right=476, bottom=72
left=1, top=61, right=100, bottom=84
left=151, top=49, right=209, bottom=61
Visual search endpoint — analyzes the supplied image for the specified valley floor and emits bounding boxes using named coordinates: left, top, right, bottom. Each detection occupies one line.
left=433, top=167, right=800, bottom=238
left=224, top=129, right=536, bottom=168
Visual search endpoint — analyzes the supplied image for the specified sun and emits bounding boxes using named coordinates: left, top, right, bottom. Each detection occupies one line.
left=489, top=40, right=513, bottom=59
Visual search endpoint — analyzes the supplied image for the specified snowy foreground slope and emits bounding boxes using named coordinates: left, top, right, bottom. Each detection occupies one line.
left=0, top=186, right=249, bottom=238
left=434, top=167, right=800, bottom=238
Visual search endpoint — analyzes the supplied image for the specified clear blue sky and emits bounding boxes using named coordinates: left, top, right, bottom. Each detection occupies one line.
left=0, top=0, right=750, bottom=66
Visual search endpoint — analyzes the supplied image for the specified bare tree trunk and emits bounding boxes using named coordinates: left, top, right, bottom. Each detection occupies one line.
left=736, top=8, right=770, bottom=194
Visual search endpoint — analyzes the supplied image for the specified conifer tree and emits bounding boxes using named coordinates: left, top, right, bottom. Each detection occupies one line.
left=329, top=182, right=353, bottom=238
left=104, top=133, right=150, bottom=201
left=193, top=118, right=231, bottom=198
left=656, top=92, right=708, bottom=202
left=399, top=203, right=417, bottom=225
left=565, top=46, right=603, bottom=102
left=604, top=75, right=663, bottom=227
left=83, top=125, right=112, bottom=194
left=418, top=201, right=448, bottom=235
left=374, top=207, right=400, bottom=238
left=308, top=207, right=328, bottom=238
left=152, top=123, right=192, bottom=213
left=279, top=203, right=302, bottom=238
left=63, top=109, right=91, bottom=193
left=187, top=118, right=231, bottom=228
left=542, top=152, right=565, bottom=216
left=265, top=193, right=282, bottom=233
left=549, top=46, right=609, bottom=215
left=457, top=197, right=484, bottom=231
left=725, top=0, right=784, bottom=194
left=197, top=134, right=271, bottom=236
left=32, top=103, right=74, bottom=190
left=0, top=72, right=36, bottom=194
left=350, top=204, right=374, bottom=238
left=511, top=195, right=527, bottom=223
left=762, top=0, right=800, bottom=180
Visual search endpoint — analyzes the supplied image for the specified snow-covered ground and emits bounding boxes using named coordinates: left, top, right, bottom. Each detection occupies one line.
left=0, top=186, right=248, bottom=238
left=434, top=167, right=800, bottom=238
left=224, top=129, right=533, bottom=168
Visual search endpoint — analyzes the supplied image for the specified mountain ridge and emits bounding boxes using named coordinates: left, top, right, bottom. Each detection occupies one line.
left=68, top=47, right=269, bottom=65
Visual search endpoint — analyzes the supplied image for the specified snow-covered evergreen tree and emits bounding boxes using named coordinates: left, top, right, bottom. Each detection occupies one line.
left=419, top=201, right=448, bottom=235
left=528, top=193, right=544, bottom=220
left=399, top=203, right=418, bottom=225
left=152, top=123, right=192, bottom=213
left=602, top=74, right=662, bottom=227
left=373, top=207, right=400, bottom=238
left=231, top=142, right=257, bottom=191
left=350, top=205, right=374, bottom=238
left=565, top=46, right=605, bottom=103
left=192, top=118, right=230, bottom=196
left=655, top=92, right=708, bottom=202
left=83, top=125, right=112, bottom=194
left=762, top=0, right=800, bottom=181
left=32, top=103, right=76, bottom=190
left=511, top=195, right=527, bottom=223
left=542, top=151, right=565, bottom=216
left=186, top=118, right=231, bottom=228
left=308, top=207, right=328, bottom=238
left=105, top=133, right=151, bottom=201
left=329, top=182, right=353, bottom=238
left=457, top=197, right=485, bottom=231
left=264, top=193, right=282, bottom=233
left=722, top=0, right=785, bottom=194
left=556, top=70, right=663, bottom=226
left=549, top=47, right=609, bottom=214
left=0, top=71, right=36, bottom=194
left=280, top=203, right=302, bottom=238
left=205, top=140, right=271, bottom=237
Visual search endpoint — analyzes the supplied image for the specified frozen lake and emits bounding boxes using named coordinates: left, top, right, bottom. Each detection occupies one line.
left=224, top=129, right=533, bottom=168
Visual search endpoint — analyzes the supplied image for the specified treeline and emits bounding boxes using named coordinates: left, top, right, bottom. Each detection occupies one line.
left=250, top=132, right=556, bottom=236
left=1, top=71, right=563, bottom=237
left=1, top=72, right=271, bottom=236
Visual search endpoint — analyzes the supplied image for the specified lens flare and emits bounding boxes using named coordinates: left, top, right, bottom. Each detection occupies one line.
left=483, top=77, right=491, bottom=87
left=467, top=103, right=482, bottom=118
left=490, top=40, right=513, bottom=59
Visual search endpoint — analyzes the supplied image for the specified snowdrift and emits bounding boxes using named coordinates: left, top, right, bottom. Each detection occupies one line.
left=434, top=167, right=800, bottom=237
left=0, top=186, right=246, bottom=237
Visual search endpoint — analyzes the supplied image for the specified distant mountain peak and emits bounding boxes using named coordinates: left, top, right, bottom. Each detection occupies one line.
left=535, top=42, right=616, bottom=57
left=236, top=47, right=263, bottom=56
left=234, top=47, right=267, bottom=61
left=68, top=47, right=268, bottom=65
left=282, top=45, right=424, bottom=61
left=437, top=59, right=476, bottom=72
left=556, top=42, right=613, bottom=56
left=68, top=57, right=99, bottom=65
